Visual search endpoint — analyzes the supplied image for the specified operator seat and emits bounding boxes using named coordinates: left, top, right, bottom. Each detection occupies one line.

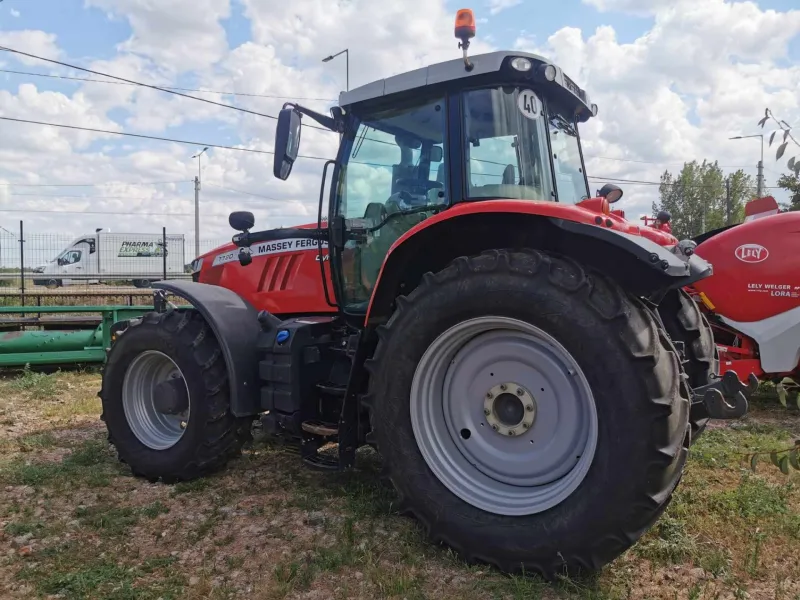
left=502, top=164, right=515, bottom=185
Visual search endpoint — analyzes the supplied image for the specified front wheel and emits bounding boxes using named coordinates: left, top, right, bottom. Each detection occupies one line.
left=657, top=289, right=718, bottom=443
left=100, top=310, right=252, bottom=482
left=363, top=249, right=690, bottom=577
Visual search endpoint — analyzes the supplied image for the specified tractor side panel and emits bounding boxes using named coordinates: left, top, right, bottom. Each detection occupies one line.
left=196, top=238, right=337, bottom=316
left=694, top=211, right=800, bottom=323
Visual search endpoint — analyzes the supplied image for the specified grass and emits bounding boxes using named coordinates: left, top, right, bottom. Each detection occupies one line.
left=0, top=372, right=798, bottom=600
left=9, top=365, right=58, bottom=399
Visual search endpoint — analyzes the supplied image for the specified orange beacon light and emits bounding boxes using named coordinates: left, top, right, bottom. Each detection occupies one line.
left=454, top=9, right=476, bottom=42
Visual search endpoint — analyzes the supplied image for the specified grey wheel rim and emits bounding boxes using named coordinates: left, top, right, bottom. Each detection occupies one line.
left=122, top=350, right=189, bottom=450
left=410, top=316, right=598, bottom=516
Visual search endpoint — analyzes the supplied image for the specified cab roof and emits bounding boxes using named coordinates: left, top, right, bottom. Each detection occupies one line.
left=338, top=50, right=595, bottom=120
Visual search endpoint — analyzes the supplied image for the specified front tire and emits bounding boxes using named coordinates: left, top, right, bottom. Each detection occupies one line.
left=657, top=289, right=718, bottom=443
left=100, top=310, right=252, bottom=482
left=363, top=249, right=690, bottom=577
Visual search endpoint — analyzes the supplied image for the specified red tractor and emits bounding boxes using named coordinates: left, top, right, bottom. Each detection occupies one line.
left=100, top=10, right=754, bottom=577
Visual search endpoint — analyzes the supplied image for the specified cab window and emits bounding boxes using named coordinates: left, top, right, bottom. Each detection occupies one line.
left=59, top=250, right=82, bottom=266
left=337, top=96, right=448, bottom=311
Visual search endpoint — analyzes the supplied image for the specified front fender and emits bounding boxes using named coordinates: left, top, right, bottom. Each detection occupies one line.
left=152, top=280, right=261, bottom=417
left=364, top=204, right=713, bottom=324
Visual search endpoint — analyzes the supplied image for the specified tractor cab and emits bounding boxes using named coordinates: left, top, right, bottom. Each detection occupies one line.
left=264, top=11, right=605, bottom=315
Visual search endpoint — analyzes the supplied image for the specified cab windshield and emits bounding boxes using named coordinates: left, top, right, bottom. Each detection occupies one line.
left=463, top=86, right=588, bottom=203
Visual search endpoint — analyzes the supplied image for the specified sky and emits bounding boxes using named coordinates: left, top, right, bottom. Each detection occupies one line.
left=0, top=0, right=798, bottom=263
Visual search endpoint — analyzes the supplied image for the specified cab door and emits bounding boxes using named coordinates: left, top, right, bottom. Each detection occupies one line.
left=328, top=94, right=452, bottom=315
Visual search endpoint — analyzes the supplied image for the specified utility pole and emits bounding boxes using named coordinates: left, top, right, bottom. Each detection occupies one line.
left=191, top=147, right=208, bottom=258
left=725, top=176, right=732, bottom=226
left=729, top=134, right=764, bottom=198
left=321, top=48, right=349, bottom=91
left=194, top=176, right=200, bottom=258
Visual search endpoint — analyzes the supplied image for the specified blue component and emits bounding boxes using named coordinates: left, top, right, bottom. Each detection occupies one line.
left=276, top=330, right=290, bottom=344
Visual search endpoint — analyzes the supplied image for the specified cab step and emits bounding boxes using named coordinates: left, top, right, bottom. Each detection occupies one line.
left=301, top=420, right=338, bottom=437
left=301, top=452, right=341, bottom=471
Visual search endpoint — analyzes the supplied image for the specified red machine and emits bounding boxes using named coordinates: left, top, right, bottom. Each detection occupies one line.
left=687, top=197, right=800, bottom=384
left=102, top=8, right=755, bottom=577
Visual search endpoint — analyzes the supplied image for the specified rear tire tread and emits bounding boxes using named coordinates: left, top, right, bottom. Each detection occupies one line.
left=100, top=310, right=252, bottom=482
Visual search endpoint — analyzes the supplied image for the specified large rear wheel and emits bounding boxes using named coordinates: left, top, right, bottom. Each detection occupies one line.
left=363, top=249, right=690, bottom=577
left=100, top=310, right=252, bottom=482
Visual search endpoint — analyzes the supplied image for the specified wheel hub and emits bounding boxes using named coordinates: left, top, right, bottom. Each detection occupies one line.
left=153, top=376, right=189, bottom=415
left=484, top=383, right=536, bottom=437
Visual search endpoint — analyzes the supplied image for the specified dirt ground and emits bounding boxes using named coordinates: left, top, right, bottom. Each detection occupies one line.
left=0, top=370, right=798, bottom=600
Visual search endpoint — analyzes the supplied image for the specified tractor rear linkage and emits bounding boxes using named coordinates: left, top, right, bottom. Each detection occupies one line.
left=691, top=370, right=758, bottom=421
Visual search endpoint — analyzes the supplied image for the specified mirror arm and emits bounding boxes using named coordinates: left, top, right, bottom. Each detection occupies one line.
left=284, top=102, right=344, bottom=133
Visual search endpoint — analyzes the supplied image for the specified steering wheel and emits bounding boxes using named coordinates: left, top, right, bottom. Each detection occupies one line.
left=395, top=178, right=444, bottom=193
left=363, top=202, right=388, bottom=225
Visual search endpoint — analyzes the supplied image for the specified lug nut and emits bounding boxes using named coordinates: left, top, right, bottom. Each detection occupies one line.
left=500, top=384, right=507, bottom=391
left=516, top=388, right=524, bottom=396
left=526, top=404, right=534, bottom=412
left=508, top=430, right=515, bottom=436
left=486, top=392, right=493, bottom=399
left=522, top=423, right=529, bottom=429
left=492, top=424, right=498, bottom=431
left=484, top=409, right=490, bottom=416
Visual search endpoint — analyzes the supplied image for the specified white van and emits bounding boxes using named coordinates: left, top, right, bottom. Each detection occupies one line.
left=32, top=232, right=186, bottom=288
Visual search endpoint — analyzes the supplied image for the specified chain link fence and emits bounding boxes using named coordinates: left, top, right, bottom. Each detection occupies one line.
left=0, top=222, right=228, bottom=307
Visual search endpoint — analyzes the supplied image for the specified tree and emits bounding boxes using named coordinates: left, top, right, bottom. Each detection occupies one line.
left=757, top=108, right=800, bottom=211
left=776, top=172, right=800, bottom=211
left=651, top=160, right=754, bottom=239
left=757, top=108, right=800, bottom=177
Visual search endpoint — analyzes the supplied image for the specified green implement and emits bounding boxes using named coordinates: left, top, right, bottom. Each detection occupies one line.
left=0, top=306, right=153, bottom=367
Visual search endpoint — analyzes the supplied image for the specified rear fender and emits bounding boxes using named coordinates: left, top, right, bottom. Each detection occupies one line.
left=151, top=280, right=262, bottom=417
left=365, top=207, right=712, bottom=325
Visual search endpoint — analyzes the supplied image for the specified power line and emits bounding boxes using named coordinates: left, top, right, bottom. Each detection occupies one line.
left=204, top=182, right=282, bottom=202
left=588, top=175, right=780, bottom=190
left=0, top=180, right=190, bottom=188
left=584, top=154, right=757, bottom=169
left=10, top=193, right=172, bottom=200
left=0, top=47, right=336, bottom=134
left=0, top=46, right=283, bottom=124
left=0, top=68, right=337, bottom=102
left=0, top=208, right=192, bottom=216
left=0, top=115, right=323, bottom=159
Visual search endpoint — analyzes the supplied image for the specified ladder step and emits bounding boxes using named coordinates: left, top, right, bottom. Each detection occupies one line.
left=301, top=421, right=338, bottom=437
left=302, top=452, right=340, bottom=471
left=316, top=383, right=346, bottom=397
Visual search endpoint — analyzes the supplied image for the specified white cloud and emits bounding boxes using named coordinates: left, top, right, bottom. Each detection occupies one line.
left=488, top=0, right=522, bottom=15
left=84, top=0, right=231, bottom=73
left=0, top=30, right=61, bottom=65
left=10, top=9, right=20, bottom=17
left=2, top=0, right=800, bottom=247
left=516, top=0, right=800, bottom=220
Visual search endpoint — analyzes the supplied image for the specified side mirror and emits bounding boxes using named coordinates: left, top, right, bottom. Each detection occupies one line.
left=229, top=211, right=255, bottom=232
left=273, top=108, right=302, bottom=181
left=597, top=183, right=623, bottom=204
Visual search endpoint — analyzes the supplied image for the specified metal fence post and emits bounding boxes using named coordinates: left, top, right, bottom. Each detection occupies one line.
left=19, top=220, right=25, bottom=309
left=162, top=227, right=167, bottom=281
